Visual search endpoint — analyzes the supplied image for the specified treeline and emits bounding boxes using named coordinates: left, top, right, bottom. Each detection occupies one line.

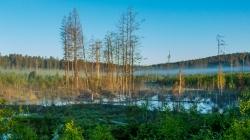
left=0, top=54, right=62, bottom=69
left=0, top=53, right=109, bottom=71
left=1, top=52, right=249, bottom=71
left=0, top=53, right=119, bottom=73
left=149, top=52, right=250, bottom=69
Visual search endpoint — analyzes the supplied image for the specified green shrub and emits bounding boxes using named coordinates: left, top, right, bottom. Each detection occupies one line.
left=240, top=100, right=250, bottom=116
left=0, top=98, right=7, bottom=105
left=60, top=120, right=84, bottom=140
left=0, top=108, right=15, bottom=134
left=89, top=125, right=114, bottom=140
left=135, top=123, right=158, bottom=140
left=224, top=119, right=250, bottom=140
left=191, top=128, right=215, bottom=140
left=11, top=125, right=38, bottom=140
left=157, top=115, right=187, bottom=140
left=239, top=89, right=250, bottom=116
left=28, top=71, right=37, bottom=81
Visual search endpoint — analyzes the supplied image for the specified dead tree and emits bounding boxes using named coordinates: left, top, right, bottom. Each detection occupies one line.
left=61, top=8, right=85, bottom=89
left=95, top=41, right=101, bottom=81
left=61, top=16, right=70, bottom=88
left=216, top=34, right=226, bottom=94
left=104, top=32, right=118, bottom=93
left=89, top=39, right=102, bottom=95
left=240, top=52, right=246, bottom=73
left=117, top=7, right=142, bottom=98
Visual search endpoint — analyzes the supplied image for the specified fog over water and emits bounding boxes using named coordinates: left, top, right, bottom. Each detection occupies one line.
left=135, top=66, right=250, bottom=76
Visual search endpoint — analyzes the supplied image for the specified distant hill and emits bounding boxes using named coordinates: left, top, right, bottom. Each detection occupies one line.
left=145, top=52, right=250, bottom=69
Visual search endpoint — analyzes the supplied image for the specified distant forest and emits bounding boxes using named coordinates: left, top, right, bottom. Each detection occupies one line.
left=149, top=52, right=250, bottom=69
left=0, top=54, right=104, bottom=70
left=0, top=52, right=249, bottom=70
left=0, top=54, right=62, bottom=69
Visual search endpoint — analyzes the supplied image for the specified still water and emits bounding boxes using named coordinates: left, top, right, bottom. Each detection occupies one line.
left=38, top=90, right=239, bottom=114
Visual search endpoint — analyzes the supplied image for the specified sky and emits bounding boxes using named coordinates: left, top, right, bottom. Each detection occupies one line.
left=0, top=0, right=250, bottom=65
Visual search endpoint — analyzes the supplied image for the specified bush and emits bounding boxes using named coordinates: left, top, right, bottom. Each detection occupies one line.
left=135, top=123, right=158, bottom=140
left=239, top=89, right=250, bottom=116
left=224, top=119, right=250, bottom=140
left=60, top=120, right=84, bottom=140
left=89, top=125, right=114, bottom=140
left=0, top=108, right=15, bottom=135
left=191, top=128, right=216, bottom=140
left=28, top=71, right=36, bottom=81
left=240, top=100, right=250, bottom=116
left=157, top=115, right=188, bottom=140
left=0, top=98, right=7, bottom=105
left=11, top=125, right=38, bottom=140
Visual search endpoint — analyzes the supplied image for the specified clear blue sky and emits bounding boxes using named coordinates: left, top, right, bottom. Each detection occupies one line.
left=0, top=0, right=250, bottom=65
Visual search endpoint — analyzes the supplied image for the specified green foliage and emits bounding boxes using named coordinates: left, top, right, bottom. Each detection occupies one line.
left=228, top=80, right=236, bottom=90
left=0, top=97, right=250, bottom=140
left=240, top=100, right=250, bottom=116
left=224, top=89, right=250, bottom=140
left=60, top=120, right=84, bottom=140
left=0, top=98, right=7, bottom=105
left=0, top=100, right=13, bottom=137
left=18, top=105, right=23, bottom=114
left=11, top=125, right=38, bottom=140
left=157, top=115, right=188, bottom=140
left=0, top=107, right=38, bottom=140
left=0, top=108, right=15, bottom=134
left=239, top=89, right=250, bottom=116
left=224, top=119, right=250, bottom=140
left=205, top=113, right=230, bottom=135
left=191, top=128, right=216, bottom=140
left=89, top=125, right=114, bottom=140
left=134, top=123, right=157, bottom=140
left=240, top=89, right=250, bottom=100
left=28, top=71, right=37, bottom=81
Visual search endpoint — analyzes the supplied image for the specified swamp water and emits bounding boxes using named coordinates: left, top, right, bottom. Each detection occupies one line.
left=37, top=89, right=239, bottom=114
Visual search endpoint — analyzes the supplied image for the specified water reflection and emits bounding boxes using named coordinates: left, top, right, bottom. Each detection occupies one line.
left=36, top=89, right=238, bottom=114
